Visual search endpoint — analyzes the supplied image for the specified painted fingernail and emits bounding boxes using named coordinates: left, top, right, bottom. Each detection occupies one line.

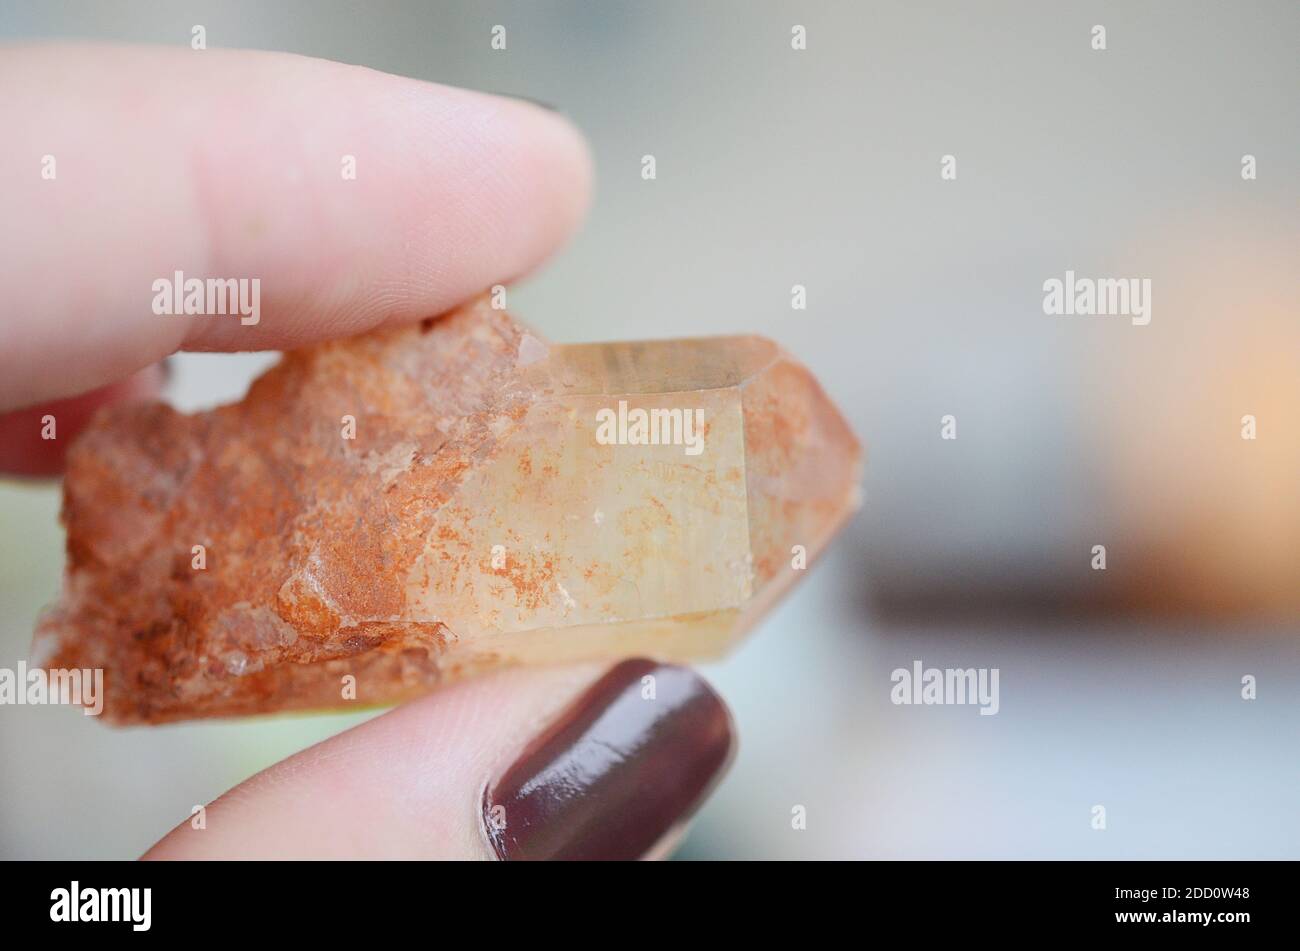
left=489, top=90, right=560, bottom=112
left=482, top=659, right=735, bottom=861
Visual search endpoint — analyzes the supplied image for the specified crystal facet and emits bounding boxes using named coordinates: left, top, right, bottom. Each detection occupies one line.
left=33, top=298, right=862, bottom=723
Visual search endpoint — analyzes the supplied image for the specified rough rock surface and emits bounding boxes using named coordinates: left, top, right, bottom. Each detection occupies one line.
left=33, top=297, right=862, bottom=723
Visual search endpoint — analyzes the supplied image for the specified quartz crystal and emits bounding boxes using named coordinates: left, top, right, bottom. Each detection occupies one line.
left=32, top=297, right=862, bottom=723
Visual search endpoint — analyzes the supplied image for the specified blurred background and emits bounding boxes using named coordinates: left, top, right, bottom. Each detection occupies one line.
left=1, top=0, right=1297, bottom=859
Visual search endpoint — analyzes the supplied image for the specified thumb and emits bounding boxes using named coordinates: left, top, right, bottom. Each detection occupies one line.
left=143, top=659, right=735, bottom=861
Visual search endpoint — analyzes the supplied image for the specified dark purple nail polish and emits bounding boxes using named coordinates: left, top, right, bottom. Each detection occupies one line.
left=488, top=90, right=560, bottom=112
left=482, top=659, right=735, bottom=861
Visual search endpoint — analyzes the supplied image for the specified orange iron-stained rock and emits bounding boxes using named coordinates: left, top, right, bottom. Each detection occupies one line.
left=32, top=297, right=862, bottom=723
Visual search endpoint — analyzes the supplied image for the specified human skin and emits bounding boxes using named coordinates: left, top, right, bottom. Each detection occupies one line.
left=0, top=45, right=734, bottom=859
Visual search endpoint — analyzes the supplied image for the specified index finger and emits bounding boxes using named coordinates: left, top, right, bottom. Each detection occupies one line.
left=0, top=44, right=592, bottom=411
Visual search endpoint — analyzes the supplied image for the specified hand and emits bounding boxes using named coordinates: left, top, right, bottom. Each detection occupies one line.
left=1, top=45, right=734, bottom=859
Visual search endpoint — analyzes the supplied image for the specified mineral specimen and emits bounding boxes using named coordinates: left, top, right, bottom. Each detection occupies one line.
left=32, top=297, right=862, bottom=723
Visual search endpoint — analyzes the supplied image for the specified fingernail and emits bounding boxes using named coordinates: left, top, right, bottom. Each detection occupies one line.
left=488, top=90, right=561, bottom=113
left=482, top=659, right=735, bottom=861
